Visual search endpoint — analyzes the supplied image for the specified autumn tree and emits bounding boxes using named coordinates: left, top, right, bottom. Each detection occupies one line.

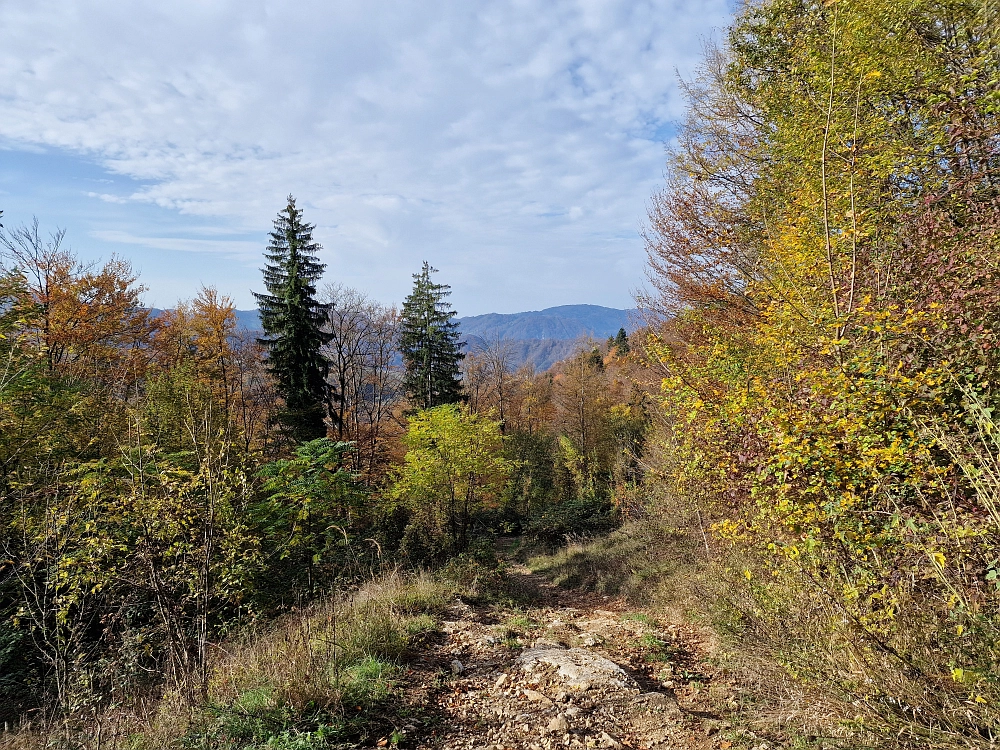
left=460, top=349, right=491, bottom=415
left=254, top=196, right=332, bottom=443
left=351, top=303, right=404, bottom=477
left=154, top=288, right=237, bottom=397
left=391, top=405, right=509, bottom=559
left=640, top=0, right=1000, bottom=742
left=551, top=347, right=608, bottom=475
left=320, top=284, right=405, bottom=478
left=321, top=284, right=370, bottom=441
left=229, top=329, right=279, bottom=455
left=0, top=219, right=156, bottom=387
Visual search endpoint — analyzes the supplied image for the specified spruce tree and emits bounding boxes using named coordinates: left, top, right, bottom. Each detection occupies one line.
left=253, top=196, right=332, bottom=442
left=399, top=262, right=464, bottom=409
left=614, top=327, right=630, bottom=354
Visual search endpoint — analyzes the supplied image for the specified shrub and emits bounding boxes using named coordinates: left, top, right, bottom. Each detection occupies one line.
left=524, top=494, right=619, bottom=548
left=436, top=542, right=509, bottom=601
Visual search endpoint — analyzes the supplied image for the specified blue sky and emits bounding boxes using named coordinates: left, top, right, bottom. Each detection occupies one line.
left=0, top=0, right=732, bottom=315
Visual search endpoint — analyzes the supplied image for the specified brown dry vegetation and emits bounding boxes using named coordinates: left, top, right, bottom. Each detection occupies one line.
left=2, top=573, right=452, bottom=750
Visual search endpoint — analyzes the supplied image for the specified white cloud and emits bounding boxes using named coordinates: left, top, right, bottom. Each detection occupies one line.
left=90, top=229, right=260, bottom=260
left=0, top=0, right=730, bottom=313
left=87, top=192, right=130, bottom=204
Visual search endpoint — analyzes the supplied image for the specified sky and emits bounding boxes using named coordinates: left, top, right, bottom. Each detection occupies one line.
left=0, top=0, right=733, bottom=315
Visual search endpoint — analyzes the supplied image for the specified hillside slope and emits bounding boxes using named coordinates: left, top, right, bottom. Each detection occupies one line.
left=457, top=304, right=636, bottom=341
left=221, top=304, right=634, bottom=370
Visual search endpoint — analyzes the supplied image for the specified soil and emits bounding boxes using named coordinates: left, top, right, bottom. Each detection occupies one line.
left=391, top=564, right=734, bottom=750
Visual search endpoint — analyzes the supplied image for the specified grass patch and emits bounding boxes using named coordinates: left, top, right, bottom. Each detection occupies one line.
left=506, top=614, right=539, bottom=631
left=637, top=633, right=678, bottom=664
left=527, top=519, right=707, bottom=616
left=110, top=572, right=453, bottom=749
left=434, top=543, right=511, bottom=603
left=622, top=612, right=652, bottom=624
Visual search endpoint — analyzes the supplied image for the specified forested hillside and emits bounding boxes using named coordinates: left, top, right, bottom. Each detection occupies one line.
left=216, top=305, right=637, bottom=371
left=0, top=207, right=645, bottom=747
left=457, top=305, right=636, bottom=341
left=1, top=1, right=999, bottom=749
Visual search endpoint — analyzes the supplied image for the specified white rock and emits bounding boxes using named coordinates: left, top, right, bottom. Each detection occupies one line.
left=600, top=730, right=623, bottom=748
left=451, top=659, right=464, bottom=674
left=532, top=638, right=566, bottom=650
left=494, top=673, right=509, bottom=689
left=547, top=714, right=570, bottom=733
left=516, top=647, right=638, bottom=691
left=522, top=688, right=553, bottom=705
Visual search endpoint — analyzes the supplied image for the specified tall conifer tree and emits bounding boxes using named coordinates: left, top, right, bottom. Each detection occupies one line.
left=614, top=327, right=630, bottom=354
left=253, top=196, right=332, bottom=442
left=399, top=262, right=464, bottom=409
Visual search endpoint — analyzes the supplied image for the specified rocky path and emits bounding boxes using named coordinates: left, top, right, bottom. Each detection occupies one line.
left=400, top=565, right=730, bottom=750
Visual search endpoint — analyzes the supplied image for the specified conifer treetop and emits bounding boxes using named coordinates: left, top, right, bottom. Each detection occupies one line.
left=252, top=195, right=332, bottom=442
left=399, top=261, right=464, bottom=410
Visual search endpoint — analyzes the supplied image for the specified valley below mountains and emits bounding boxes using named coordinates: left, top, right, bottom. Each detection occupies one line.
left=226, top=304, right=639, bottom=371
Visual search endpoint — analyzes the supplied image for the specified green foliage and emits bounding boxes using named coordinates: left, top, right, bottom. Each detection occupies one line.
left=524, top=493, right=618, bottom=548
left=435, top=542, right=509, bottom=601
left=142, top=363, right=228, bottom=459
left=500, top=428, right=558, bottom=527
left=0, top=271, right=82, bottom=474
left=613, top=328, right=629, bottom=354
left=255, top=439, right=369, bottom=597
left=398, top=262, right=464, bottom=409
left=253, top=196, right=332, bottom=442
left=185, top=574, right=449, bottom=749
left=391, top=405, right=511, bottom=560
left=5, top=437, right=261, bottom=712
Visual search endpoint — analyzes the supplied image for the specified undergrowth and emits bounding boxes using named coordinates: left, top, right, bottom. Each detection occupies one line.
left=182, top=573, right=448, bottom=749
left=526, top=518, right=706, bottom=614
left=5, top=573, right=452, bottom=750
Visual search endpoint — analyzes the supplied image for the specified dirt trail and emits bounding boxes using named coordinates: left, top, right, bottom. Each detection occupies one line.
left=401, top=565, right=729, bottom=750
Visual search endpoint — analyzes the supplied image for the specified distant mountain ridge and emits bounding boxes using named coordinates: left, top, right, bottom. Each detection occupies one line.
left=457, top=304, right=637, bottom=341
left=182, top=304, right=635, bottom=371
left=233, top=309, right=262, bottom=331
left=222, top=304, right=636, bottom=341
left=463, top=336, right=580, bottom=371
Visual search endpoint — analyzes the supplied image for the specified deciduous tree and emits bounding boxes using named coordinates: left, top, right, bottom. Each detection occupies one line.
left=391, top=405, right=509, bottom=558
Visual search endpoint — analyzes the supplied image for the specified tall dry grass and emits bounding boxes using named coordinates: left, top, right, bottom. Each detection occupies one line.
left=0, top=572, right=451, bottom=750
